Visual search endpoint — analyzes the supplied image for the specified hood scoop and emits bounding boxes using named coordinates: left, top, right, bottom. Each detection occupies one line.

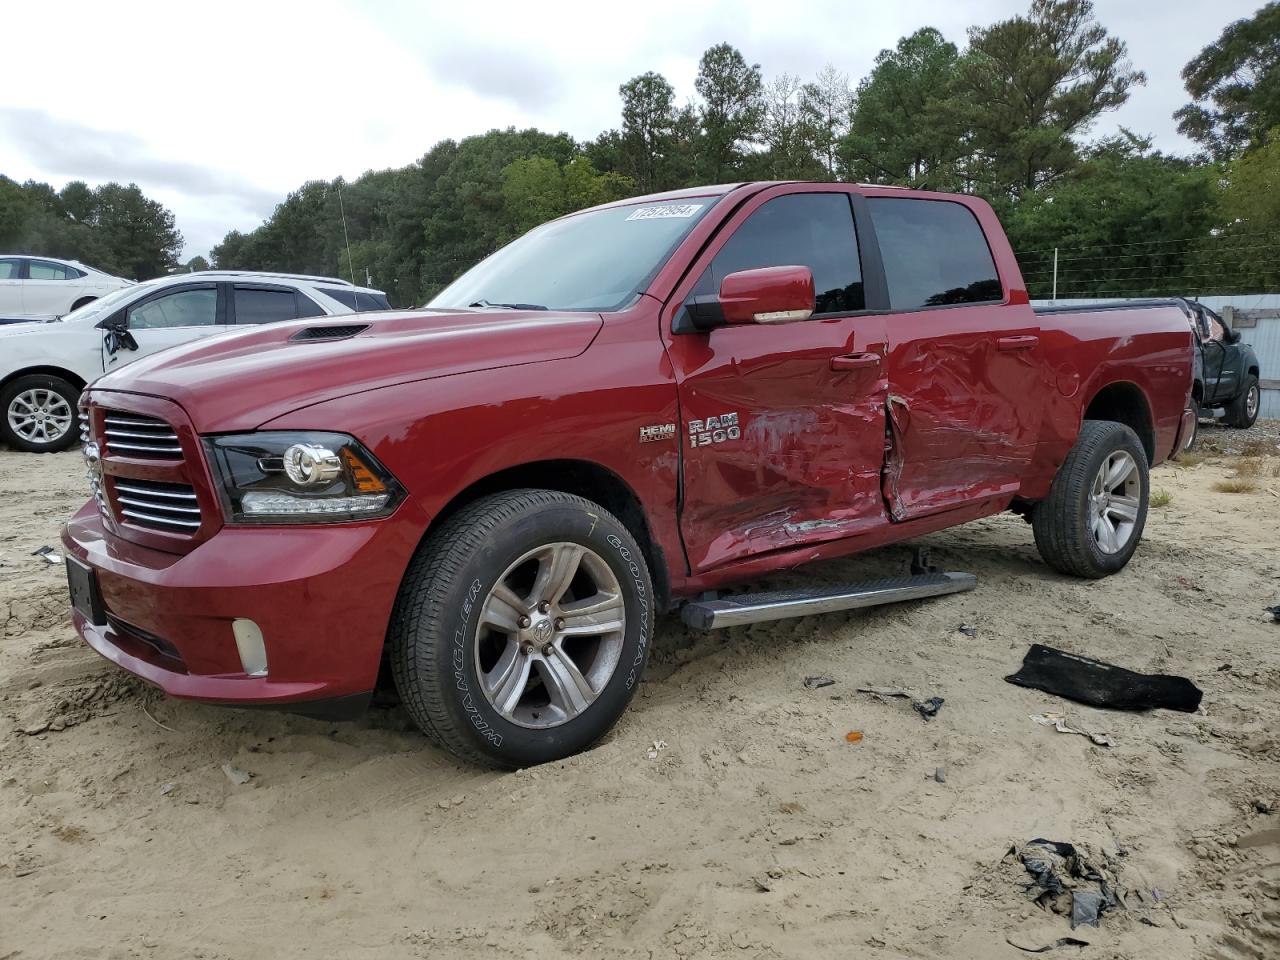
left=291, top=323, right=370, bottom=342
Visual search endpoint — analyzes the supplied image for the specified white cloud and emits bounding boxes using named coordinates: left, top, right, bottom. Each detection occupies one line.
left=0, top=0, right=1262, bottom=259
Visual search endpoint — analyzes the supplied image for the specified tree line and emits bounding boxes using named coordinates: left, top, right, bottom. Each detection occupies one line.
left=3, top=1, right=1276, bottom=299
left=0, top=177, right=185, bottom=280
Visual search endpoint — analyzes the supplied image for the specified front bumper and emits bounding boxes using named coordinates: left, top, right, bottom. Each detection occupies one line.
left=60, top=500, right=425, bottom=710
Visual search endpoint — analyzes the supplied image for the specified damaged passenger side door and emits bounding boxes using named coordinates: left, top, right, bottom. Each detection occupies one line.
left=663, top=187, right=890, bottom=573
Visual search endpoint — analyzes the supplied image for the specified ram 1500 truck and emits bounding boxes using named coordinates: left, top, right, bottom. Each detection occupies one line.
left=61, top=182, right=1195, bottom=768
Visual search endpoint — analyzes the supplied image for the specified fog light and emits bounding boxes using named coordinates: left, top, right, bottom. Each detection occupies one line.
left=232, top=619, right=268, bottom=677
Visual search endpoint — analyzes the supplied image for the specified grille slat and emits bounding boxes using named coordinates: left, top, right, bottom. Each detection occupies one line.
left=119, top=507, right=202, bottom=529
left=102, top=410, right=182, bottom=458
left=115, top=495, right=201, bottom=516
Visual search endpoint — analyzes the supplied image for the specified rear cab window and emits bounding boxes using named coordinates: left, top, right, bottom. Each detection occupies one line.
left=27, top=260, right=78, bottom=280
left=694, top=192, right=864, bottom=315
left=867, top=197, right=1002, bottom=311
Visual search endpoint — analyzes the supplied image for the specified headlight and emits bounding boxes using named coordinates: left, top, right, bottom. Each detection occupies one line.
left=205, top=431, right=404, bottom=524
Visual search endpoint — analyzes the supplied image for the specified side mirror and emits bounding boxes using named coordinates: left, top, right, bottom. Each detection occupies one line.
left=97, top=311, right=137, bottom=354
left=720, top=266, right=815, bottom=325
left=675, top=265, right=816, bottom=334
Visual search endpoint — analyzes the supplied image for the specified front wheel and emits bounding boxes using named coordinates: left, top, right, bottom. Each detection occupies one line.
left=389, top=489, right=654, bottom=768
left=0, top=374, right=81, bottom=453
left=1032, top=420, right=1149, bottom=579
left=1224, top=375, right=1260, bottom=429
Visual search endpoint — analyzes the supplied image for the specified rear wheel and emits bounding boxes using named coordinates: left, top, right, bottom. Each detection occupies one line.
left=69, top=296, right=97, bottom=313
left=1032, top=420, right=1149, bottom=578
left=0, top=374, right=81, bottom=453
left=388, top=489, right=654, bottom=768
left=1224, top=375, right=1260, bottom=429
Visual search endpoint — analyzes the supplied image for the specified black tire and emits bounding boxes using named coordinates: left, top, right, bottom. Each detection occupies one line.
left=0, top=374, right=81, bottom=453
left=388, top=489, right=654, bottom=768
left=1032, top=420, right=1149, bottom=579
left=1223, top=375, right=1260, bottom=429
left=69, top=296, right=97, bottom=312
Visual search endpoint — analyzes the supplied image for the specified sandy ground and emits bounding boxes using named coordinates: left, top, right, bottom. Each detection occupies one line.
left=1, top=423, right=1278, bottom=960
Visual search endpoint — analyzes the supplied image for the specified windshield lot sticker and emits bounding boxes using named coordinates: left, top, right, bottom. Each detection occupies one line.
left=689, top=412, right=741, bottom=448
left=625, top=203, right=704, bottom=221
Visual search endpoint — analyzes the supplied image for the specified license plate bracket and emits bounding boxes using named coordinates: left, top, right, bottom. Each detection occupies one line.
left=66, top=555, right=107, bottom=626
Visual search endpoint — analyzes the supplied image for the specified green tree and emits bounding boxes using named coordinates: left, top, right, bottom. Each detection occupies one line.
left=760, top=73, right=823, bottom=178
left=619, top=72, right=677, bottom=191
left=843, top=28, right=964, bottom=187
left=1000, top=134, right=1219, bottom=298
left=694, top=43, right=765, bottom=181
left=956, top=0, right=1145, bottom=195
left=1175, top=2, right=1280, bottom=160
left=183, top=255, right=210, bottom=272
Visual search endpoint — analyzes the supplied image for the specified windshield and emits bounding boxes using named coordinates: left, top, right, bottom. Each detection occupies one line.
left=429, top=200, right=715, bottom=312
left=59, top=285, right=139, bottom=323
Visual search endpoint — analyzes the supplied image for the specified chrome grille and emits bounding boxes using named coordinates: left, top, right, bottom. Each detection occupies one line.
left=110, top=478, right=202, bottom=531
left=102, top=411, right=182, bottom=458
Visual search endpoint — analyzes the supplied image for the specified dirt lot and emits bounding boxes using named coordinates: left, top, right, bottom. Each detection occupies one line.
left=2, top=423, right=1278, bottom=960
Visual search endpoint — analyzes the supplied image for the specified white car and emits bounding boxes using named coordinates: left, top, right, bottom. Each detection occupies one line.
left=0, top=255, right=133, bottom=321
left=0, top=270, right=391, bottom=452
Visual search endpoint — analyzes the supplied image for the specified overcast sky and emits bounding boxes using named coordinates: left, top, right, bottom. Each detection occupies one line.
left=0, top=0, right=1262, bottom=260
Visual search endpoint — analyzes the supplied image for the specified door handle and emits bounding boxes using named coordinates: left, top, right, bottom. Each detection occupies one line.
left=830, top=352, right=881, bottom=371
left=997, top=335, right=1039, bottom=352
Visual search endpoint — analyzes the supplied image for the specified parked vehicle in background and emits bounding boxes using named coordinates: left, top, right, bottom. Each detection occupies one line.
left=0, top=255, right=133, bottom=323
left=1178, top=298, right=1262, bottom=431
left=0, top=271, right=391, bottom=452
left=61, top=182, right=1193, bottom=769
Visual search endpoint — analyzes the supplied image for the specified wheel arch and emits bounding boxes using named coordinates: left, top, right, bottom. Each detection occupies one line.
left=420, top=458, right=673, bottom=612
left=1, top=365, right=88, bottom=394
left=1081, top=380, right=1155, bottom=463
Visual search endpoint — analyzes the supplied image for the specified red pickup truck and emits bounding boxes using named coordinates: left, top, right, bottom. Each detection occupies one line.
left=61, top=182, right=1194, bottom=767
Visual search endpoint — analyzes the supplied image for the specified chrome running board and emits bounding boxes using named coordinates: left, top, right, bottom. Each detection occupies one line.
left=681, top=571, right=977, bottom=630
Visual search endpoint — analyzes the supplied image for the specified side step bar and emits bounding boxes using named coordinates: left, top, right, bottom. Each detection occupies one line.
left=681, top=571, right=976, bottom=630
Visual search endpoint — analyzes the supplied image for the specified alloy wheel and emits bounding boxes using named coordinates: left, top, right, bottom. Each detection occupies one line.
left=7, top=389, right=73, bottom=446
left=474, top=542, right=626, bottom=729
left=1088, top=450, right=1141, bottom=555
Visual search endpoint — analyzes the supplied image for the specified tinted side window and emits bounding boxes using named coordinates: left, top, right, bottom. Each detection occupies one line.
left=318, top=287, right=356, bottom=310
left=28, top=260, right=74, bottom=280
left=357, top=291, right=390, bottom=311
left=128, top=288, right=217, bottom=329
left=701, top=193, right=863, bottom=315
left=0, top=258, right=20, bottom=279
left=868, top=198, right=1001, bottom=311
left=234, top=287, right=302, bottom=324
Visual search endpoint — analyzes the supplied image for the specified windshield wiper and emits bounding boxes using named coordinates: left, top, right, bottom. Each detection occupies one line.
left=468, top=299, right=548, bottom=311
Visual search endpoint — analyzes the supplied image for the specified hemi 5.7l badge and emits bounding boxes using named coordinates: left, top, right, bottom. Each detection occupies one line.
left=639, top=423, right=676, bottom=443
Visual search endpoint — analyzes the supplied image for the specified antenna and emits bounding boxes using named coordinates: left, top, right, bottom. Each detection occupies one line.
left=337, top=181, right=359, bottom=312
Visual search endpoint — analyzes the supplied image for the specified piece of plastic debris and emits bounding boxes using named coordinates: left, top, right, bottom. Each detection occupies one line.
left=934, top=766, right=946, bottom=783
left=221, top=763, right=252, bottom=786
left=913, top=696, right=945, bottom=721
left=1071, top=889, right=1105, bottom=928
left=646, top=739, right=667, bottom=760
left=160, top=782, right=175, bottom=796
left=32, top=546, right=63, bottom=565
left=1015, top=838, right=1119, bottom=930
left=1265, top=605, right=1280, bottom=624
left=845, top=730, right=864, bottom=743
left=857, top=686, right=913, bottom=701
left=803, top=676, right=835, bottom=689
left=1031, top=713, right=1114, bottom=747
left=1005, top=936, right=1090, bottom=953
left=958, top=624, right=978, bottom=638
left=1006, top=643, right=1202, bottom=712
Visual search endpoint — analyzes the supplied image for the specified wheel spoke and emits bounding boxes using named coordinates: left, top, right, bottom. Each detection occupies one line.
left=481, top=586, right=525, bottom=633
left=1107, top=495, right=1139, bottom=522
left=530, top=543, right=584, bottom=606
left=485, top=641, right=532, bottom=716
left=538, top=647, right=594, bottom=718
left=558, top=593, right=625, bottom=637
left=1104, top=454, right=1134, bottom=491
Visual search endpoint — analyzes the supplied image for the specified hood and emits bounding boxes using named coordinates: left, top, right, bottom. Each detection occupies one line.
left=90, top=308, right=604, bottom=432
left=0, top=316, right=59, bottom=332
